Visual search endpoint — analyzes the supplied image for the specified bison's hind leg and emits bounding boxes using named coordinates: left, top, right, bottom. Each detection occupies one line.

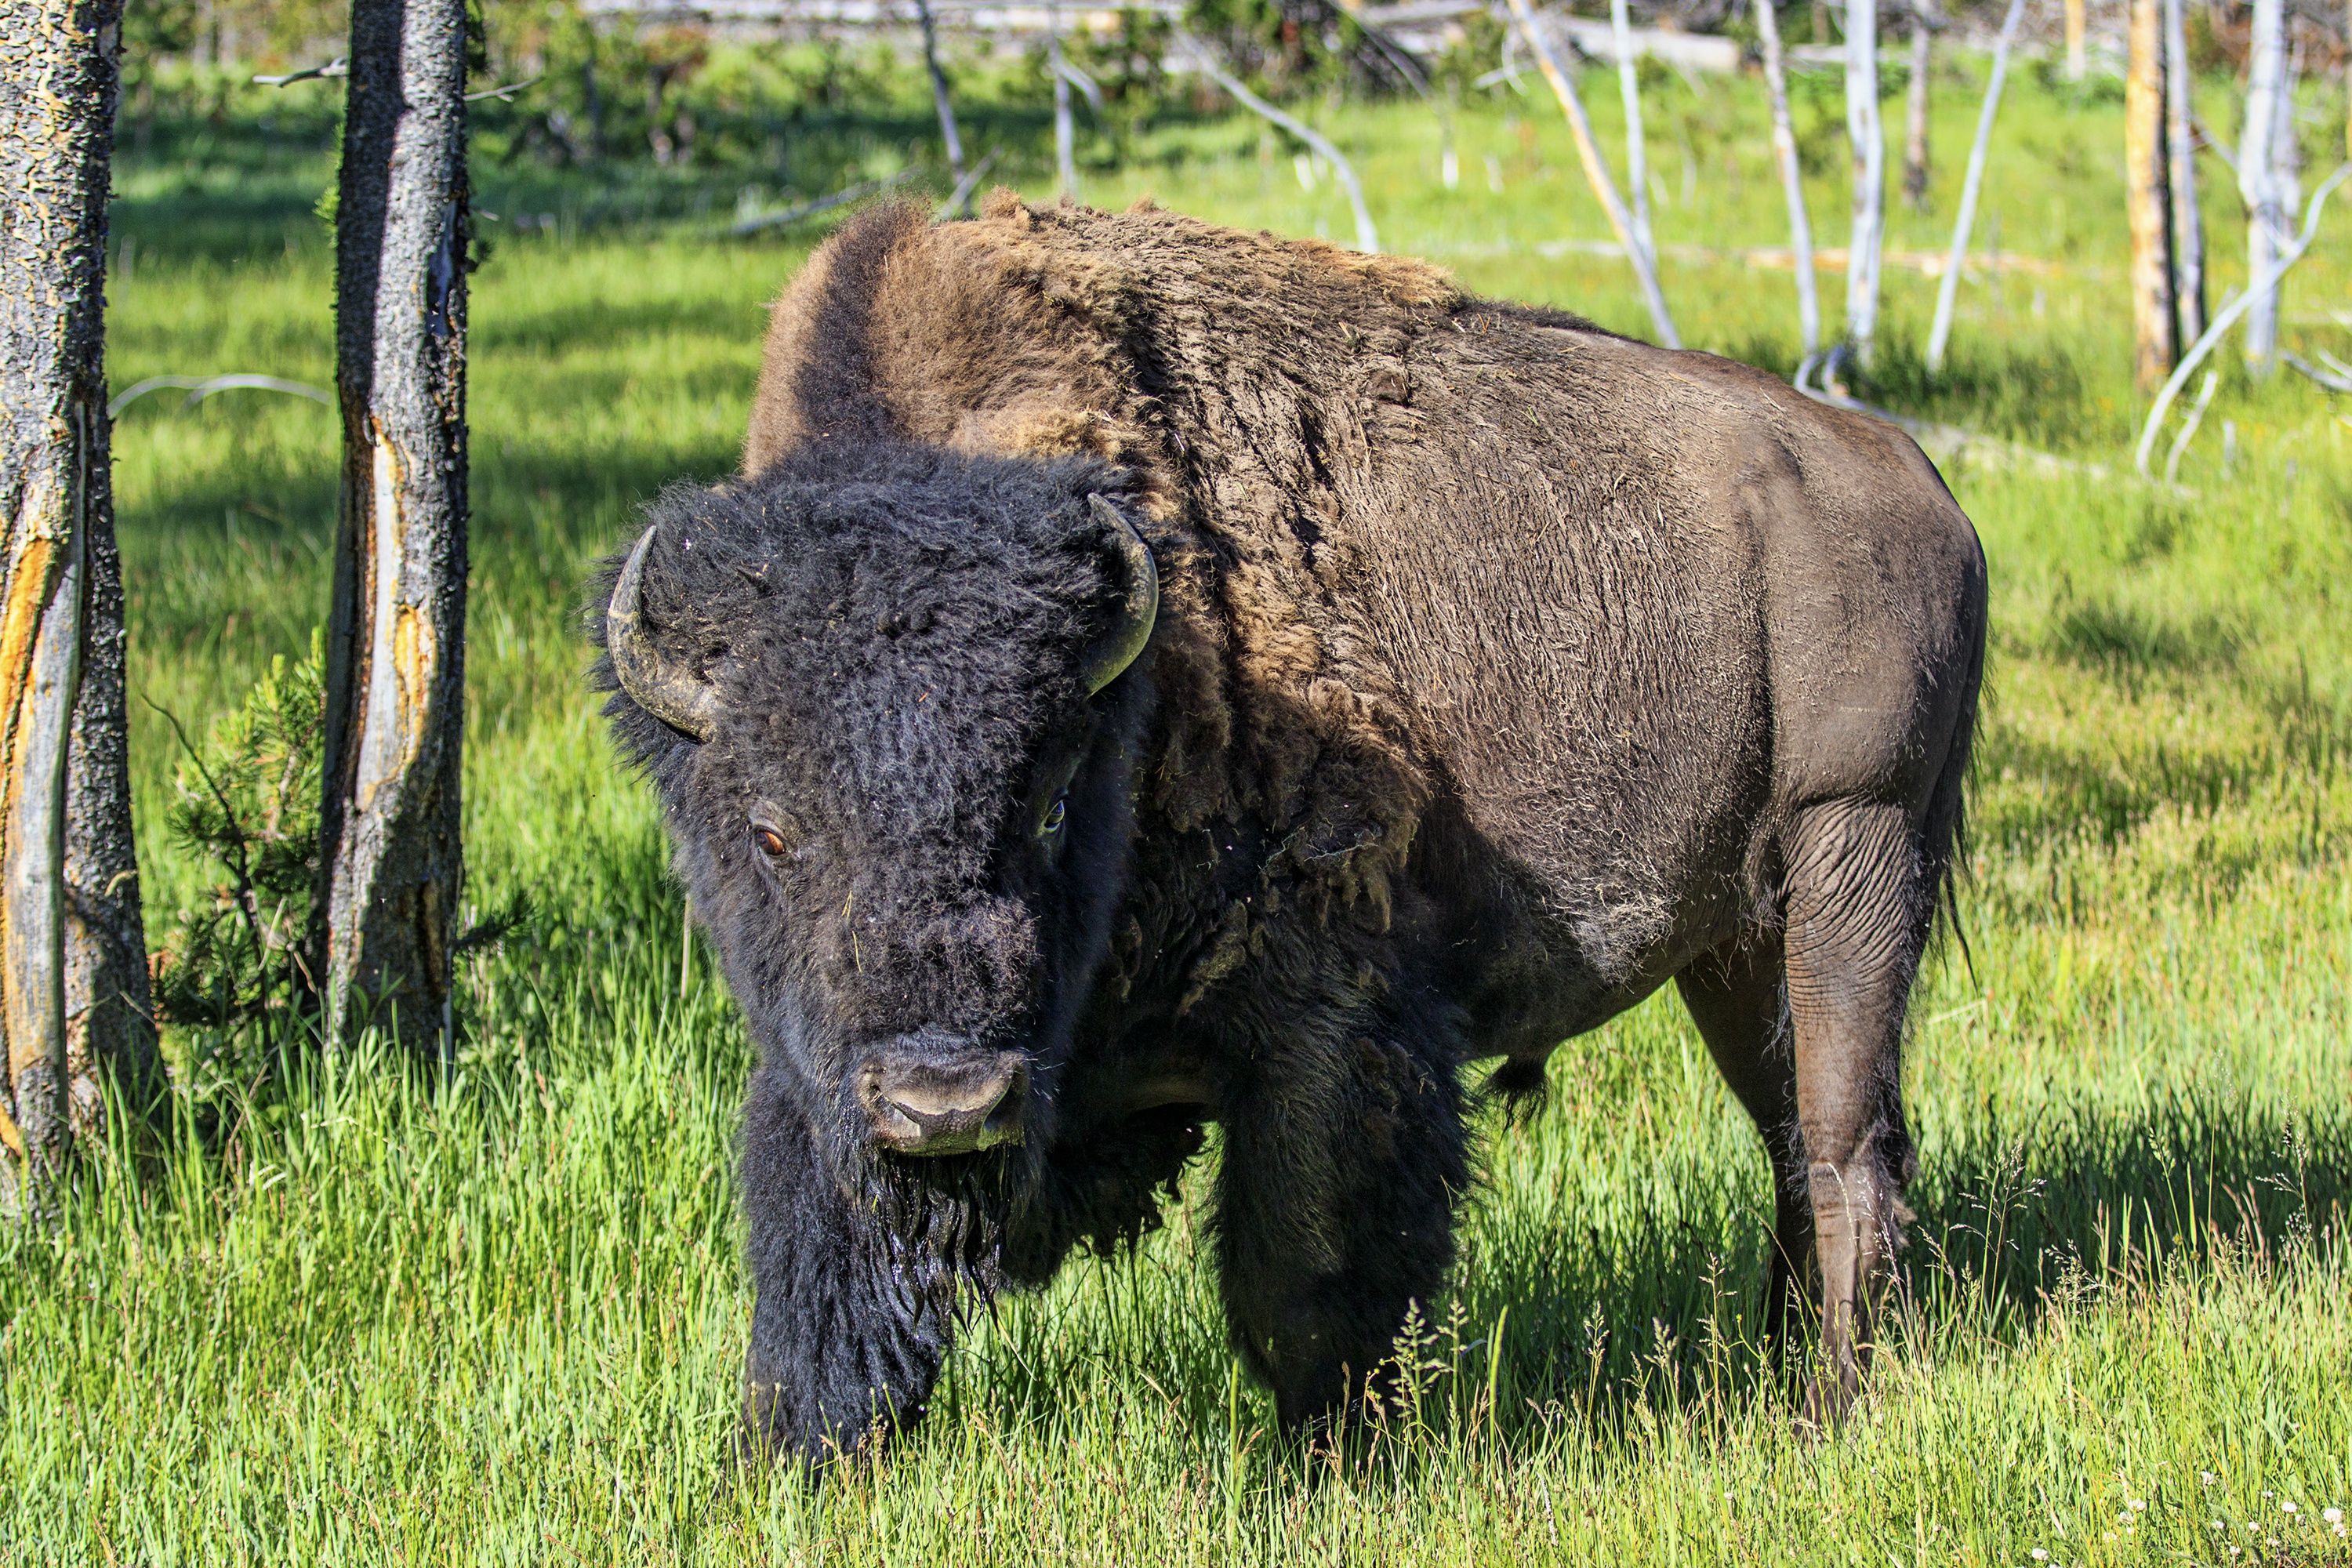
left=1777, top=797, right=1930, bottom=1429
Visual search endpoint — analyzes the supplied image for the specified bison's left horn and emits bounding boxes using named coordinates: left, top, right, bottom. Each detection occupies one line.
left=607, top=524, right=720, bottom=742
left=1076, top=494, right=1159, bottom=696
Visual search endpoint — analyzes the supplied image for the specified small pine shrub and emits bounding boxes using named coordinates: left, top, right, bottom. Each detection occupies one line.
left=149, top=633, right=325, bottom=1043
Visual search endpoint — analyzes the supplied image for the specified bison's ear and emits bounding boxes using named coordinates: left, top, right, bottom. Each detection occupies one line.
left=608, top=524, right=722, bottom=742
left=1076, top=495, right=1158, bottom=696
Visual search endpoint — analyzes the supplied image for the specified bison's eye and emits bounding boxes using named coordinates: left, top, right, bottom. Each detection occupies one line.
left=1038, top=795, right=1068, bottom=837
left=753, top=823, right=789, bottom=858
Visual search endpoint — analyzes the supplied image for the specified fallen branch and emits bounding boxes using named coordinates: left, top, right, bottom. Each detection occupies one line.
left=728, top=173, right=911, bottom=237
left=107, top=374, right=332, bottom=419
left=2162, top=371, right=2219, bottom=484
left=2134, top=162, right=2352, bottom=478
left=1795, top=349, right=2109, bottom=481
left=253, top=57, right=346, bottom=86
left=463, top=75, right=540, bottom=103
left=934, top=147, right=1004, bottom=223
left=1178, top=37, right=1379, bottom=254
left=2281, top=351, right=2352, bottom=393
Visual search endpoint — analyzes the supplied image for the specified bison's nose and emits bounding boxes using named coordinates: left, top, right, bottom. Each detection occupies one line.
left=857, top=1044, right=1028, bottom=1156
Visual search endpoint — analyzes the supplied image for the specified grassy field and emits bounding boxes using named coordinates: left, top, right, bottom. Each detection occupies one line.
left=4, top=53, right=2352, bottom=1563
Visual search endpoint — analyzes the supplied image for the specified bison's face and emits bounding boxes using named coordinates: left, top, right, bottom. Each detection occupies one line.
left=598, top=452, right=1156, bottom=1180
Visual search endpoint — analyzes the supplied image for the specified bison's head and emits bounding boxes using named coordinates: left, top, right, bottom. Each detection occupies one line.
left=595, top=445, right=1157, bottom=1196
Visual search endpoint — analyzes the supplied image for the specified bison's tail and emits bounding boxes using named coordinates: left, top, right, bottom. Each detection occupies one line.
left=1921, top=609, right=1987, bottom=987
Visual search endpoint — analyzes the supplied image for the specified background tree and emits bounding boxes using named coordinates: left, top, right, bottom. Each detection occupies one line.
left=2237, top=0, right=2294, bottom=373
left=2126, top=0, right=2176, bottom=389
left=0, top=0, right=158, bottom=1210
left=1845, top=0, right=1886, bottom=361
left=316, top=0, right=472, bottom=1049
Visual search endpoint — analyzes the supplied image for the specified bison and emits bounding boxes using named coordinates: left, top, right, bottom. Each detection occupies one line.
left=593, top=195, right=1986, bottom=1462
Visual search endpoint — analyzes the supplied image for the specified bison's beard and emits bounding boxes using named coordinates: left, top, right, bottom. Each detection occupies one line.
left=845, top=1129, right=1048, bottom=1318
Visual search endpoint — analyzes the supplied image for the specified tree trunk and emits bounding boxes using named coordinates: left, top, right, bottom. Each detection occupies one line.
left=1926, top=0, right=2028, bottom=373
left=1501, top=0, right=1679, bottom=347
left=915, top=0, right=967, bottom=205
left=2127, top=0, right=2176, bottom=389
left=1611, top=0, right=1656, bottom=269
left=318, top=0, right=470, bottom=1049
left=1845, top=0, right=1886, bottom=362
left=1049, top=0, right=1076, bottom=200
left=1904, top=15, right=1933, bottom=210
left=2162, top=0, right=2205, bottom=346
left=2237, top=0, right=2286, bottom=372
left=1756, top=0, right=1821, bottom=354
left=2064, top=0, right=2086, bottom=80
left=0, top=0, right=157, bottom=1210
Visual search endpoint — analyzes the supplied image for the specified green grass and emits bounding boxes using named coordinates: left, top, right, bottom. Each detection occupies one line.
left=6, top=59, right=2352, bottom=1563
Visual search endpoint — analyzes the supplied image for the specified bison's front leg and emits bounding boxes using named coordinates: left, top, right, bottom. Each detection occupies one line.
left=739, top=1064, right=955, bottom=1464
left=1213, top=1011, right=1469, bottom=1428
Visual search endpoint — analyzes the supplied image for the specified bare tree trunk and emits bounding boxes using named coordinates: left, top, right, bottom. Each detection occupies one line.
left=1756, top=0, right=1821, bottom=354
left=0, top=0, right=157, bottom=1210
left=2238, top=0, right=2287, bottom=372
left=1611, top=0, right=1656, bottom=270
left=915, top=0, right=967, bottom=205
left=2163, top=0, right=2205, bottom=344
left=2065, top=0, right=2087, bottom=80
left=2127, top=0, right=2176, bottom=388
left=318, top=0, right=470, bottom=1049
left=1927, top=0, right=2027, bottom=373
left=1904, top=13, right=1933, bottom=210
left=1049, top=0, right=1076, bottom=200
left=1845, top=0, right=1886, bottom=362
left=1502, top=0, right=1680, bottom=347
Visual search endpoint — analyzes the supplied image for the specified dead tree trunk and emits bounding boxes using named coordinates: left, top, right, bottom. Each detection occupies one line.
left=915, top=0, right=968, bottom=205
left=1904, top=10, right=1933, bottom=211
left=0, top=0, right=160, bottom=1210
left=1048, top=0, right=1076, bottom=200
left=1845, top=0, right=1886, bottom=362
left=1757, top=0, right=1822, bottom=354
left=2162, top=0, right=2205, bottom=345
left=2127, top=0, right=2176, bottom=388
left=318, top=0, right=470, bottom=1049
left=2065, top=0, right=2087, bottom=79
left=2238, top=0, right=2288, bottom=372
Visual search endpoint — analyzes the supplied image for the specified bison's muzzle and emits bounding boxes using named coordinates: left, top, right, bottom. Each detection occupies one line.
left=856, top=1040, right=1029, bottom=1156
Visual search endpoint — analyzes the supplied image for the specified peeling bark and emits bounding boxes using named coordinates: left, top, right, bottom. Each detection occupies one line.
left=0, top=0, right=154, bottom=1210
left=317, top=0, right=470, bottom=1048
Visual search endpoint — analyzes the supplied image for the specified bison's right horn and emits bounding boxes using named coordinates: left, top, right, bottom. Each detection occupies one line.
left=607, top=524, right=720, bottom=742
left=1076, top=495, right=1159, bottom=696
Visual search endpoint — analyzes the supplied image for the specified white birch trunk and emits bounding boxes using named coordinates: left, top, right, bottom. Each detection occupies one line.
left=2164, top=0, right=2205, bottom=344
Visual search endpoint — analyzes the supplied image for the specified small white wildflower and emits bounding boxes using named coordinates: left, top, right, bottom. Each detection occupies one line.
left=2212, top=1521, right=2226, bottom=1532
left=2228, top=1548, right=2241, bottom=1558
left=2264, top=1491, right=2275, bottom=1499
left=2129, top=1498, right=2147, bottom=1512
left=2105, top=1531, right=2117, bottom=1541
left=2203, top=1472, right=2218, bottom=1485
left=2283, top=1501, right=2299, bottom=1515
left=2325, top=1508, right=2344, bottom=1526
left=2031, top=1552, right=2048, bottom=1563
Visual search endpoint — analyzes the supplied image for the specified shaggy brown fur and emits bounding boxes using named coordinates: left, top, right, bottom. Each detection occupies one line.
left=671, top=194, right=1984, bottom=1451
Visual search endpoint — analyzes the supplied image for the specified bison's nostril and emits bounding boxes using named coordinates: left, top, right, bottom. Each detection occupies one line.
left=861, top=1048, right=1028, bottom=1156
